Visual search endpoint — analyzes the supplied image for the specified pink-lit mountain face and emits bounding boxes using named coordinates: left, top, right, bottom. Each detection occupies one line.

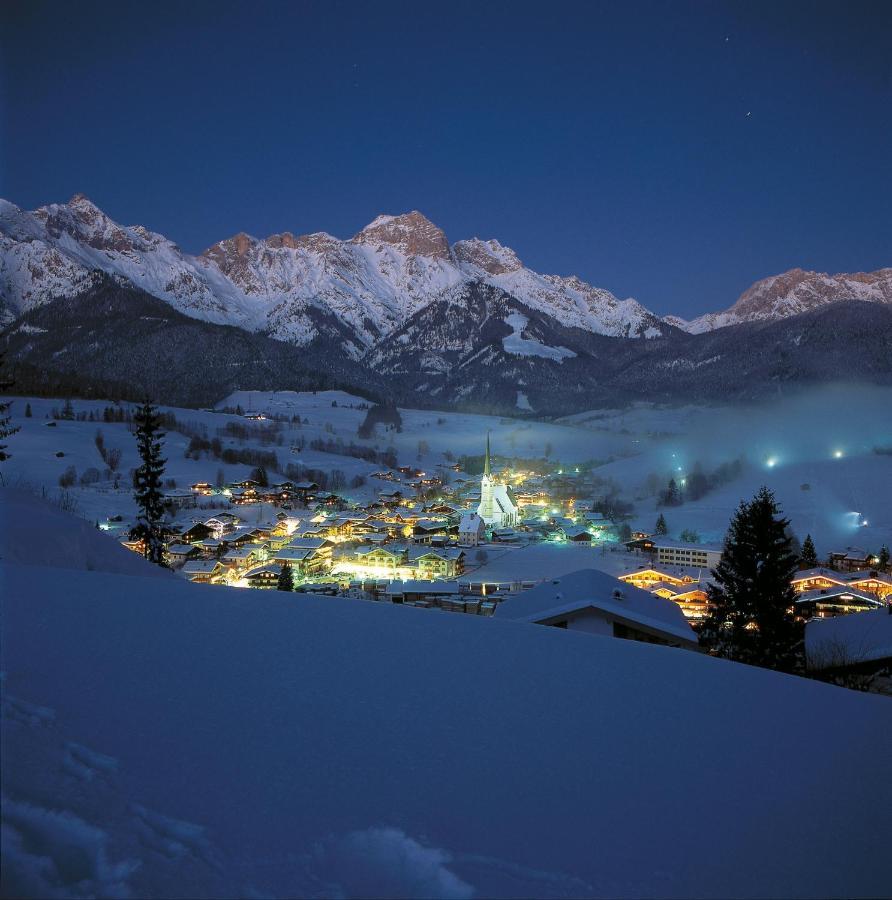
left=666, top=267, right=892, bottom=333
left=0, top=197, right=667, bottom=354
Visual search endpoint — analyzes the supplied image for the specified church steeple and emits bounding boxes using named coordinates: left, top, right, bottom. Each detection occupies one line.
left=484, top=431, right=491, bottom=478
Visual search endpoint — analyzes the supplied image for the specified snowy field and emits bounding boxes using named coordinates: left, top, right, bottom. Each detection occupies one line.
left=1, top=495, right=891, bottom=898
left=2, top=384, right=891, bottom=558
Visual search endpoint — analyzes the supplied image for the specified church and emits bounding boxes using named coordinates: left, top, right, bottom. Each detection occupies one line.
left=477, top=433, right=520, bottom=528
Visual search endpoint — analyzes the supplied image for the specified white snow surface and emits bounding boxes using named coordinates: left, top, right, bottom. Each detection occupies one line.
left=2, top=499, right=891, bottom=897
left=501, top=312, right=577, bottom=362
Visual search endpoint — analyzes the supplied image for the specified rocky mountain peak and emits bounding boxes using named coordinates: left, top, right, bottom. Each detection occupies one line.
left=453, top=238, right=523, bottom=275
left=202, top=231, right=257, bottom=263
left=351, top=211, right=451, bottom=260
left=266, top=231, right=341, bottom=252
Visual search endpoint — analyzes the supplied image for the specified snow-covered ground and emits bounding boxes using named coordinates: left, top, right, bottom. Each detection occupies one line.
left=1, top=498, right=890, bottom=898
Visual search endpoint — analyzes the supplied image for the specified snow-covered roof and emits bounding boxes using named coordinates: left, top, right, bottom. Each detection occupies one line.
left=806, top=607, right=892, bottom=668
left=182, top=559, right=222, bottom=574
left=795, top=586, right=884, bottom=605
left=496, top=568, right=698, bottom=645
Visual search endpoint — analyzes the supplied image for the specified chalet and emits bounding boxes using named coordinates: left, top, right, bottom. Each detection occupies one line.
left=293, top=481, right=319, bottom=499
left=231, top=479, right=260, bottom=490
left=496, top=569, right=699, bottom=650
left=411, top=547, right=465, bottom=579
left=829, top=549, right=873, bottom=572
left=222, top=546, right=262, bottom=572
left=650, top=583, right=710, bottom=620
left=412, top=519, right=449, bottom=543
left=165, top=543, right=201, bottom=566
left=197, top=539, right=224, bottom=558
left=244, top=564, right=283, bottom=589
left=180, top=522, right=213, bottom=544
left=162, top=491, right=196, bottom=510
left=843, top=571, right=892, bottom=600
left=182, top=559, right=227, bottom=584
left=205, top=513, right=239, bottom=538
left=791, top=567, right=846, bottom=593
left=457, top=513, right=485, bottom=547
left=794, top=586, right=885, bottom=621
left=624, top=537, right=656, bottom=554
left=274, top=543, right=330, bottom=577
left=190, top=482, right=215, bottom=495
left=619, top=568, right=691, bottom=590
left=349, top=544, right=411, bottom=577
left=565, top=527, right=593, bottom=544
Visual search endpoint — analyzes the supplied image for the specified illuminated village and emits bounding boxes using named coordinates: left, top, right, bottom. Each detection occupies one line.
left=106, top=426, right=891, bottom=638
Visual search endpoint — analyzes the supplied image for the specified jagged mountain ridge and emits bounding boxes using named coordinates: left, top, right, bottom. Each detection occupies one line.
left=0, top=196, right=666, bottom=355
left=668, top=267, right=892, bottom=333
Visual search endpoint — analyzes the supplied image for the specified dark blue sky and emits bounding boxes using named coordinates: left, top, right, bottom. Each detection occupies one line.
left=2, top=0, right=890, bottom=317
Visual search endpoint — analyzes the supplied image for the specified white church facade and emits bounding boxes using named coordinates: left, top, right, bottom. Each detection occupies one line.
left=477, top=433, right=519, bottom=528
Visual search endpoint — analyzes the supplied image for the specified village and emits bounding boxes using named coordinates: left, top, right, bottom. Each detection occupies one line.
left=98, top=426, right=892, bottom=645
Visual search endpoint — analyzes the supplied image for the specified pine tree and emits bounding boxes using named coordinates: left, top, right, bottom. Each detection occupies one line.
left=0, top=350, right=20, bottom=470
left=654, top=513, right=668, bottom=536
left=133, top=401, right=168, bottom=566
left=277, top=562, right=294, bottom=591
left=25, top=403, right=32, bottom=418
left=700, top=487, right=801, bottom=671
left=878, top=545, right=890, bottom=572
left=800, top=534, right=818, bottom=568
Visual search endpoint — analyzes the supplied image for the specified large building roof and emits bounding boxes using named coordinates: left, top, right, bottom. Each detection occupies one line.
left=496, top=568, right=698, bottom=645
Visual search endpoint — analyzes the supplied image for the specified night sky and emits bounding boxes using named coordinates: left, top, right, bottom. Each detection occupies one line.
left=2, top=0, right=890, bottom=317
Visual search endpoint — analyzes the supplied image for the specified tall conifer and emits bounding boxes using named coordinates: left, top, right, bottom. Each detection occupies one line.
left=277, top=562, right=294, bottom=591
left=700, top=487, right=801, bottom=671
left=0, top=350, right=20, bottom=469
left=800, top=534, right=818, bottom=568
left=133, top=401, right=168, bottom=565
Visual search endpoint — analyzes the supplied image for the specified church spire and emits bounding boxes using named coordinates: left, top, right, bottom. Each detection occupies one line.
left=484, top=431, right=491, bottom=478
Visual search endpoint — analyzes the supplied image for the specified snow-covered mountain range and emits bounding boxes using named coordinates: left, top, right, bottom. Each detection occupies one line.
left=0, top=195, right=667, bottom=354
left=667, top=267, right=892, bottom=333
left=3, top=194, right=889, bottom=412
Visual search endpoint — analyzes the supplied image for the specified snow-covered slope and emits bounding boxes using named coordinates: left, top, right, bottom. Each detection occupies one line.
left=674, top=267, right=892, bottom=333
left=0, top=196, right=668, bottom=348
left=2, top=553, right=891, bottom=898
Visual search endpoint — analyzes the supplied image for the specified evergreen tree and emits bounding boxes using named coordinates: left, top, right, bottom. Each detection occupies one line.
left=0, top=350, right=20, bottom=470
left=25, top=403, right=32, bottom=418
left=878, top=544, right=890, bottom=571
left=800, top=534, right=818, bottom=568
left=277, top=562, right=294, bottom=591
left=685, top=463, right=709, bottom=501
left=659, top=478, right=682, bottom=507
left=700, top=487, right=801, bottom=672
left=133, top=401, right=168, bottom=566
left=654, top=513, right=668, bottom=536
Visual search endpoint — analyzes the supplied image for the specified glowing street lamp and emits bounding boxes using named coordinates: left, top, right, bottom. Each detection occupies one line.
left=833, top=450, right=844, bottom=459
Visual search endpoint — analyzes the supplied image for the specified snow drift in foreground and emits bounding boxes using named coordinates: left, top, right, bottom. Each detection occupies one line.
left=1, top=499, right=891, bottom=898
